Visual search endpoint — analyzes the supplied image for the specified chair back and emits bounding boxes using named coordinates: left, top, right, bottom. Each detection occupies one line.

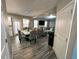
left=30, top=31, right=37, bottom=40
left=18, top=30, right=22, bottom=40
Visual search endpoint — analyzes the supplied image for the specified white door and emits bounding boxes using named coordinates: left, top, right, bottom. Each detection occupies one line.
left=53, top=1, right=74, bottom=59
left=1, top=0, right=12, bottom=59
left=1, top=13, right=10, bottom=59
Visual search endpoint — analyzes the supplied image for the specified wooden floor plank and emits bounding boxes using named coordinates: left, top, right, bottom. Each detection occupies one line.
left=11, top=36, right=57, bottom=59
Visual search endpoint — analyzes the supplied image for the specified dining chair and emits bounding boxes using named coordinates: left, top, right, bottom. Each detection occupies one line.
left=29, top=31, right=37, bottom=44
left=18, top=30, right=26, bottom=43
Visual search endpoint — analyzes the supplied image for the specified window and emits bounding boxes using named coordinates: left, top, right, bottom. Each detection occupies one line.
left=13, top=21, right=20, bottom=34
left=34, top=20, right=38, bottom=28
left=23, top=18, right=29, bottom=28
left=45, top=21, right=47, bottom=27
left=8, top=16, right=12, bottom=25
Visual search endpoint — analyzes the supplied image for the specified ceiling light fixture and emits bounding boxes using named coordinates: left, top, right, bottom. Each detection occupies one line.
left=46, top=14, right=56, bottom=19
left=33, top=16, right=37, bottom=18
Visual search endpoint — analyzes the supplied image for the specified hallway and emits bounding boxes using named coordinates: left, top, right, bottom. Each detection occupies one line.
left=11, top=36, right=57, bottom=59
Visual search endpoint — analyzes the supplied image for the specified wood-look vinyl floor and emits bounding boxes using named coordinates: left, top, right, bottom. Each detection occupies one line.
left=11, top=36, right=57, bottom=59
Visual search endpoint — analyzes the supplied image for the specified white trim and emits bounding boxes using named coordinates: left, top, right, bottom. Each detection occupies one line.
left=1, top=46, right=5, bottom=55
left=53, top=47, right=58, bottom=59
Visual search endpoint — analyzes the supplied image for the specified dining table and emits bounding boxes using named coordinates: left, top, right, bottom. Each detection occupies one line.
left=21, top=29, right=32, bottom=41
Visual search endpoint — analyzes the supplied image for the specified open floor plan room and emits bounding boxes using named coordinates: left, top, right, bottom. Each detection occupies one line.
left=1, top=0, right=77, bottom=59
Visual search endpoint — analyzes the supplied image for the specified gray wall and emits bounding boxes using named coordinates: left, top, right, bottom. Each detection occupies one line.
left=49, top=20, right=56, bottom=28
left=35, top=18, right=56, bottom=28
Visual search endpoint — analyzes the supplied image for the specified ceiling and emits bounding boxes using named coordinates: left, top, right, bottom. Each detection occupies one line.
left=6, top=0, right=58, bottom=17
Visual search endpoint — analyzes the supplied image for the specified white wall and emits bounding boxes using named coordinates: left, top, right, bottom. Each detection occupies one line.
left=57, top=0, right=72, bottom=11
